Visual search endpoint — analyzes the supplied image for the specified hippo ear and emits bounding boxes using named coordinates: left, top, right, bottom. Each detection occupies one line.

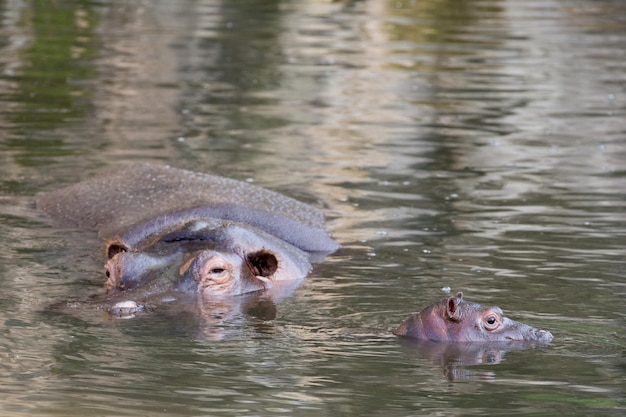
left=105, top=239, right=129, bottom=259
left=247, top=250, right=278, bottom=277
left=446, top=292, right=463, bottom=320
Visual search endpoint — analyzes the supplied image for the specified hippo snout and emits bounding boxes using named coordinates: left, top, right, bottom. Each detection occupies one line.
left=105, top=251, right=181, bottom=291
left=530, top=329, right=553, bottom=343
left=509, top=327, right=553, bottom=343
left=105, top=253, right=145, bottom=290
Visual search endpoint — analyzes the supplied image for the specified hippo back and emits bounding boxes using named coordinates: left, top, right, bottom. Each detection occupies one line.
left=37, top=164, right=338, bottom=254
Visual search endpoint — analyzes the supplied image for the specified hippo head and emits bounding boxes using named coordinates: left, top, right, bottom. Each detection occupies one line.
left=394, top=292, right=553, bottom=344
left=103, top=221, right=312, bottom=300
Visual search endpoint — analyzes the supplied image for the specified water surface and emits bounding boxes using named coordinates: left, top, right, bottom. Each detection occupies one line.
left=1, top=0, right=624, bottom=415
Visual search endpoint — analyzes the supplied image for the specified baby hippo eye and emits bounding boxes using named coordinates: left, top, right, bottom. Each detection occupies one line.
left=483, top=313, right=501, bottom=331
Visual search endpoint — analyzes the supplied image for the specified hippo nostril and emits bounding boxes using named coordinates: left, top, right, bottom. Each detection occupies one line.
left=105, top=269, right=110, bottom=278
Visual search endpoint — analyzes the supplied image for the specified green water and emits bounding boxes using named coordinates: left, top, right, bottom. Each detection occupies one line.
left=1, top=0, right=624, bottom=415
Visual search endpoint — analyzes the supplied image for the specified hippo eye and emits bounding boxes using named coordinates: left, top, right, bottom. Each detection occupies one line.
left=208, top=267, right=228, bottom=278
left=484, top=314, right=501, bottom=331
left=204, top=262, right=231, bottom=283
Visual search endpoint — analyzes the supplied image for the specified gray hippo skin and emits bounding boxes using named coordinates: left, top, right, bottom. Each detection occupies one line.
left=37, top=164, right=339, bottom=315
left=394, top=292, right=553, bottom=343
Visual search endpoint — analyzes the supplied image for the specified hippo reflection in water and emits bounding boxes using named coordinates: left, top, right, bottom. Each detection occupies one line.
left=394, top=292, right=553, bottom=343
left=37, top=164, right=339, bottom=317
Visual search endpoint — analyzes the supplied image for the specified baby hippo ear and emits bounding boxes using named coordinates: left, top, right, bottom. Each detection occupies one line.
left=446, top=292, right=464, bottom=321
left=247, top=250, right=278, bottom=277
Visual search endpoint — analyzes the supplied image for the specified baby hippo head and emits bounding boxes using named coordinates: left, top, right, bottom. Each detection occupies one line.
left=394, top=292, right=553, bottom=343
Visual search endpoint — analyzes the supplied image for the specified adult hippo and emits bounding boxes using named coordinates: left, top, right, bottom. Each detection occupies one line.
left=394, top=292, right=553, bottom=343
left=37, top=164, right=339, bottom=316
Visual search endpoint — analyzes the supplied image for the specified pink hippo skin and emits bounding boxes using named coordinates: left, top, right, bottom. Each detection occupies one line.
left=394, top=292, right=553, bottom=343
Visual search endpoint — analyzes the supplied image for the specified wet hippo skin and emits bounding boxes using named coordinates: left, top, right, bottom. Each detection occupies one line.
left=394, top=292, right=553, bottom=343
left=37, top=164, right=339, bottom=314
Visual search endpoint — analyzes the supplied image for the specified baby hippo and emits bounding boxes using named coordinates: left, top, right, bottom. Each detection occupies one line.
left=394, top=292, right=553, bottom=343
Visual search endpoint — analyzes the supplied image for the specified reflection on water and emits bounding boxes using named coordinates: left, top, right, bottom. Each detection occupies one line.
left=1, top=0, right=625, bottom=416
left=398, top=339, right=552, bottom=382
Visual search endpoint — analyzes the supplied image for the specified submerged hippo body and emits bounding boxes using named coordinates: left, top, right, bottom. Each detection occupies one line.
left=394, top=292, right=553, bottom=343
left=37, top=164, right=339, bottom=314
